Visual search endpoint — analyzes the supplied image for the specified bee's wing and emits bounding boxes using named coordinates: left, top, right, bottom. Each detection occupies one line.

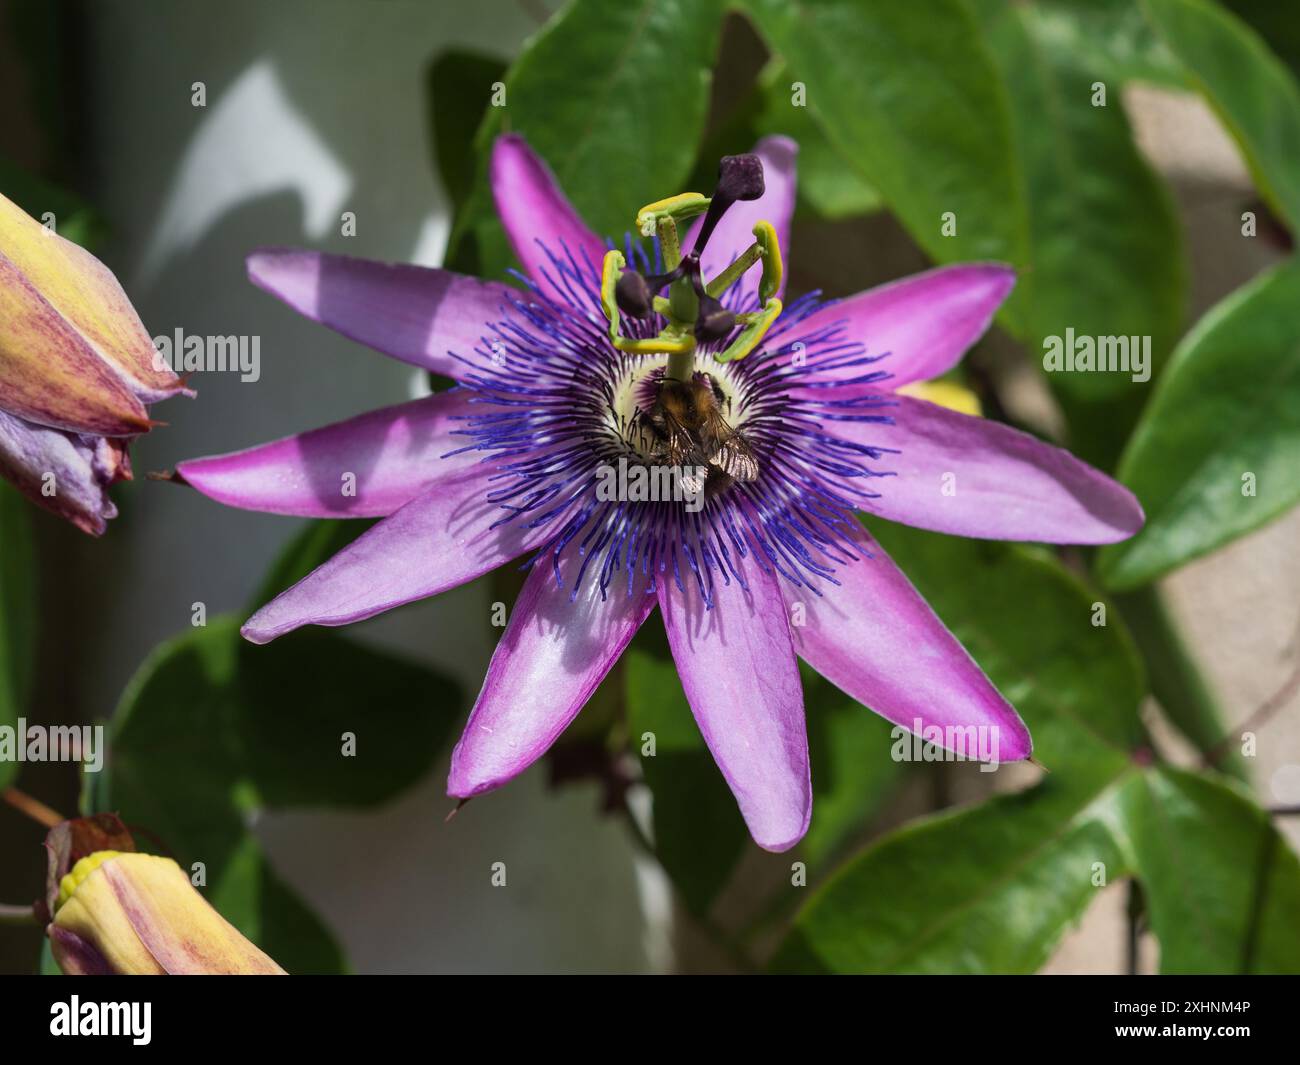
left=658, top=406, right=710, bottom=468
left=701, top=413, right=761, bottom=482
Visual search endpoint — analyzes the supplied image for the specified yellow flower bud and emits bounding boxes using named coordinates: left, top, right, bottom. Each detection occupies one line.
left=49, top=851, right=285, bottom=975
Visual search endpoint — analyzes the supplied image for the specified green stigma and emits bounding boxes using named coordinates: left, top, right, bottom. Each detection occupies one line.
left=601, top=156, right=784, bottom=382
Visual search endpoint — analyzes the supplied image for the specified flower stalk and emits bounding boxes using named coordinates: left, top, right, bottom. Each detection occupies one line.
left=0, top=902, right=38, bottom=926
left=2, top=785, right=64, bottom=828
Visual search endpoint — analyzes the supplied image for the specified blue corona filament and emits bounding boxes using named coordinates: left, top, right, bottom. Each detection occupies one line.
left=444, top=237, right=897, bottom=608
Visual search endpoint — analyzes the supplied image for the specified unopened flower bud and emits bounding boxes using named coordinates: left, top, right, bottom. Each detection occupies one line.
left=0, top=193, right=191, bottom=533
left=41, top=815, right=284, bottom=975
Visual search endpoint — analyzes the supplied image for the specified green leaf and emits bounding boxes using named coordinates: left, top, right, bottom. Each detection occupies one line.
left=868, top=521, right=1147, bottom=775
left=741, top=0, right=1029, bottom=279
left=1143, top=0, right=1300, bottom=231
left=1125, top=766, right=1300, bottom=973
left=207, top=834, right=348, bottom=975
left=0, top=156, right=106, bottom=250
left=749, top=63, right=881, bottom=220
left=626, top=643, right=747, bottom=916
left=112, top=615, right=463, bottom=816
left=1222, top=0, right=1300, bottom=83
left=107, top=618, right=247, bottom=862
left=1029, top=0, right=1190, bottom=88
left=446, top=0, right=726, bottom=278
left=235, top=629, right=460, bottom=809
left=626, top=640, right=903, bottom=917
left=774, top=773, right=1139, bottom=973
left=776, top=524, right=1300, bottom=974
left=250, top=518, right=375, bottom=611
left=103, top=619, right=342, bottom=972
left=773, top=522, right=1148, bottom=972
left=798, top=664, right=902, bottom=869
left=103, top=615, right=464, bottom=971
left=971, top=0, right=1186, bottom=464
left=1099, top=261, right=1300, bottom=589
left=689, top=55, right=884, bottom=222
left=0, top=483, right=35, bottom=788
left=426, top=49, right=509, bottom=214
left=1114, top=586, right=1244, bottom=781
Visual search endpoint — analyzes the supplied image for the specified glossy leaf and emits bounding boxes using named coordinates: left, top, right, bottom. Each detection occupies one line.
left=1030, top=0, right=1189, bottom=88
left=1099, top=262, right=1300, bottom=589
left=782, top=759, right=1300, bottom=975
left=426, top=50, right=509, bottom=215
left=749, top=63, right=881, bottom=220
left=102, top=612, right=463, bottom=971
left=1143, top=0, right=1300, bottom=230
left=868, top=521, right=1147, bottom=774
left=106, top=618, right=247, bottom=863
left=626, top=643, right=747, bottom=916
left=1126, top=767, right=1300, bottom=973
left=773, top=522, right=1148, bottom=972
left=445, top=0, right=725, bottom=278
left=775, top=775, right=1139, bottom=973
left=235, top=629, right=460, bottom=809
left=778, top=522, right=1300, bottom=973
left=972, top=0, right=1186, bottom=467
left=742, top=0, right=1029, bottom=279
left=102, top=619, right=342, bottom=972
left=798, top=664, right=903, bottom=869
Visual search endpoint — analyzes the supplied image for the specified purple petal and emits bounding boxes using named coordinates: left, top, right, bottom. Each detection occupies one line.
left=242, top=464, right=555, bottom=643
left=448, top=563, right=655, bottom=798
left=841, top=392, right=1144, bottom=544
left=246, top=249, right=515, bottom=378
left=657, top=551, right=811, bottom=853
left=786, top=263, right=1015, bottom=389
left=490, top=134, right=606, bottom=300
left=687, top=136, right=798, bottom=307
left=790, top=526, right=1032, bottom=762
left=47, top=925, right=115, bottom=976
left=177, top=388, right=477, bottom=518
left=0, top=409, right=128, bottom=535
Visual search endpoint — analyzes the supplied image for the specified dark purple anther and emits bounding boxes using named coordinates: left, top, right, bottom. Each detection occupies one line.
left=615, top=270, right=655, bottom=318
left=694, top=293, right=736, bottom=343
left=691, top=153, right=766, bottom=257
left=615, top=265, right=690, bottom=318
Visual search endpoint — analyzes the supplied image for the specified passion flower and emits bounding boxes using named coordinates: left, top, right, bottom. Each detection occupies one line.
left=176, top=135, right=1141, bottom=851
